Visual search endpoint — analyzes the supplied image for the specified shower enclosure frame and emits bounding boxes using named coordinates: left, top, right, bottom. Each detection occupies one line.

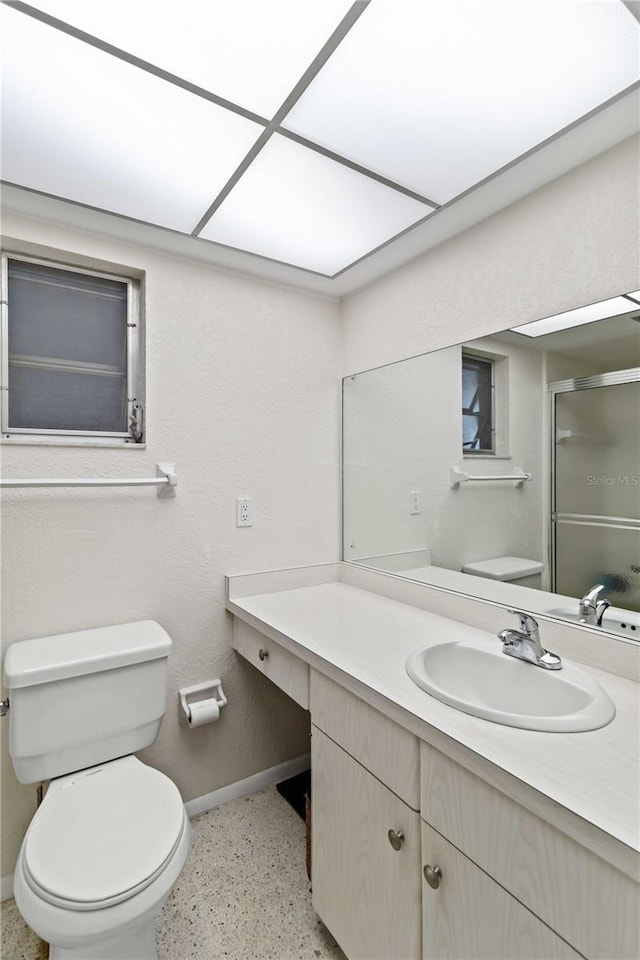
left=548, top=366, right=640, bottom=597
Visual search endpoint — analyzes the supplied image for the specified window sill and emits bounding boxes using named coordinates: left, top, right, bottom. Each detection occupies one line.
left=2, top=435, right=146, bottom=449
left=463, top=454, right=512, bottom=460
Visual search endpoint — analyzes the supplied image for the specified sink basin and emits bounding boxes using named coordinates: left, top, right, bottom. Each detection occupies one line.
left=406, top=641, right=615, bottom=732
left=545, top=607, right=640, bottom=640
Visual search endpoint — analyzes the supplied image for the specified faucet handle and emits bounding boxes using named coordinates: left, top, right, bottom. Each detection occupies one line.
left=582, top=584, right=606, bottom=606
left=507, top=609, right=539, bottom=637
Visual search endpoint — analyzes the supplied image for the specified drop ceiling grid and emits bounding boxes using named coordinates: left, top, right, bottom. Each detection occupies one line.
left=1, top=0, right=639, bottom=278
left=3, top=0, right=441, bottom=274
left=283, top=0, right=640, bottom=204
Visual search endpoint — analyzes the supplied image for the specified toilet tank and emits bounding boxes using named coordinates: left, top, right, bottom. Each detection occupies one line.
left=3, top=621, right=172, bottom=784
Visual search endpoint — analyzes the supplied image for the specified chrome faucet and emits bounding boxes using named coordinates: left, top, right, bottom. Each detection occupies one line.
left=498, top=610, right=562, bottom=670
left=579, top=584, right=610, bottom=626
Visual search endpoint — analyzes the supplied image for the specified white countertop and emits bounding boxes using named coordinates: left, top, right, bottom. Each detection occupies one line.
left=227, top=577, right=639, bottom=877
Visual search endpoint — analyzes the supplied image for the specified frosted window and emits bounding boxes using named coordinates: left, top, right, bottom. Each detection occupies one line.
left=24, top=0, right=355, bottom=118
left=5, top=258, right=136, bottom=437
left=199, top=133, right=431, bottom=275
left=0, top=5, right=263, bottom=232
left=8, top=262, right=128, bottom=368
left=9, top=366, right=128, bottom=433
left=283, top=0, right=640, bottom=203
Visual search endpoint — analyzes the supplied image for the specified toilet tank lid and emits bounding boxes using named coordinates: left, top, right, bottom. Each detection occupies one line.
left=462, top=556, right=544, bottom=581
left=3, top=621, right=171, bottom=689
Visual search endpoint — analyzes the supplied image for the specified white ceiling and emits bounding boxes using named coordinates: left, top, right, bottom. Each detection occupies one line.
left=1, top=0, right=639, bottom=294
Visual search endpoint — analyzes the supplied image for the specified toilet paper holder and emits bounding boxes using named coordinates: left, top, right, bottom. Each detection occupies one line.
left=179, top=680, right=227, bottom=725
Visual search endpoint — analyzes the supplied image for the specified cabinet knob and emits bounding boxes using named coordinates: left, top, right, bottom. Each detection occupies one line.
left=423, top=864, right=442, bottom=889
left=387, top=829, right=405, bottom=850
left=258, top=648, right=269, bottom=661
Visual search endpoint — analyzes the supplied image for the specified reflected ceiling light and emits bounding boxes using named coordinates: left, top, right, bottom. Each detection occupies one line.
left=0, top=5, right=264, bottom=232
left=511, top=296, right=640, bottom=338
left=19, top=0, right=356, bottom=118
left=283, top=0, right=640, bottom=203
left=199, top=133, right=430, bottom=275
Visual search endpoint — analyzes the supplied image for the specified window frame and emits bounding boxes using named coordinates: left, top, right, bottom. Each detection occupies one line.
left=1, top=251, right=144, bottom=446
left=461, top=351, right=495, bottom=455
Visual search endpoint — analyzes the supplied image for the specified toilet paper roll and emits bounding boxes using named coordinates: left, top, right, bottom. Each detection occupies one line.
left=187, top=699, right=220, bottom=727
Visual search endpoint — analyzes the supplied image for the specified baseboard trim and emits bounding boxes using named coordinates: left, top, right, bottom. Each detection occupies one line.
left=184, top=753, right=310, bottom=820
left=1, top=873, right=14, bottom=902
left=0, top=754, right=311, bottom=903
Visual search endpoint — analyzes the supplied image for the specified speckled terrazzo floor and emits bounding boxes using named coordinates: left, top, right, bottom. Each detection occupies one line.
left=0, top=786, right=345, bottom=960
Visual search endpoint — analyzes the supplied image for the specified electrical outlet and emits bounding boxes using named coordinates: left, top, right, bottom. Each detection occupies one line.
left=409, top=490, right=422, bottom=515
left=236, top=497, right=255, bottom=527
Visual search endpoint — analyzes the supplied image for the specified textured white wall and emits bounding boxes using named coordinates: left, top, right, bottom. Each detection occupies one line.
left=340, top=136, right=640, bottom=374
left=0, top=213, right=341, bottom=874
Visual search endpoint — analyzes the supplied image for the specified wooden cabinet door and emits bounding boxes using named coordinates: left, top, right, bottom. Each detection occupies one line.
left=312, top=725, right=421, bottom=960
left=421, top=820, right=581, bottom=960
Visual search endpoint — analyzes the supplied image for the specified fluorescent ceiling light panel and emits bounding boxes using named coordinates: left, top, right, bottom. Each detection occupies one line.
left=283, top=0, right=640, bottom=203
left=512, top=297, right=639, bottom=337
left=22, top=0, right=356, bottom=118
left=1, top=6, right=264, bottom=232
left=199, top=134, right=430, bottom=275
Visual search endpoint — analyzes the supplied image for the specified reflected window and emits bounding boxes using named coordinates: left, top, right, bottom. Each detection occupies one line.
left=462, top=354, right=494, bottom=453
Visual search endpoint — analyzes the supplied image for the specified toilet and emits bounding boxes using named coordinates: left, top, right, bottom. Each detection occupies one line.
left=3, top=620, right=191, bottom=960
left=461, top=555, right=545, bottom=590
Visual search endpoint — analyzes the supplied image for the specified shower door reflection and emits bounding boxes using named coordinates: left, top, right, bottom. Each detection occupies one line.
left=552, top=372, right=640, bottom=612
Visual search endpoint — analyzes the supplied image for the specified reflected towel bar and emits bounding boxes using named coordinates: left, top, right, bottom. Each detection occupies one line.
left=450, top=466, right=531, bottom=489
left=0, top=462, right=177, bottom=496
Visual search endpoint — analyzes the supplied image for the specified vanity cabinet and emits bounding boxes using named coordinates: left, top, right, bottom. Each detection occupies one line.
left=310, top=670, right=422, bottom=959
left=420, top=820, right=579, bottom=959
left=231, top=617, right=639, bottom=960
left=232, top=619, right=309, bottom=709
left=311, top=726, right=422, bottom=960
left=310, top=669, right=420, bottom=809
left=311, top=671, right=583, bottom=960
left=310, top=726, right=577, bottom=960
left=421, top=741, right=640, bottom=960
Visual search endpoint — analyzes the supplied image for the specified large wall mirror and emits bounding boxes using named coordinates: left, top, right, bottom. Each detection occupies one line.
left=342, top=291, right=640, bottom=640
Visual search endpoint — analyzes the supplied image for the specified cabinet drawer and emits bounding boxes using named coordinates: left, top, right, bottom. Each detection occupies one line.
left=232, top=619, right=309, bottom=709
left=421, top=820, right=580, bottom=960
left=312, top=726, right=421, bottom=960
left=421, top=741, right=640, bottom=959
left=311, top=670, right=420, bottom=809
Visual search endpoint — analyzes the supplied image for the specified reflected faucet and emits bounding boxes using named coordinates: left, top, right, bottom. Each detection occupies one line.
left=498, top=610, right=562, bottom=670
left=579, top=585, right=611, bottom=626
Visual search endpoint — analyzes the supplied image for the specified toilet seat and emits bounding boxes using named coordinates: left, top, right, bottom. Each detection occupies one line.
left=22, top=757, right=186, bottom=911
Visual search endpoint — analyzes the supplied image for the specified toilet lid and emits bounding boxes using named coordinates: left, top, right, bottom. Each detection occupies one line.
left=23, top=759, right=185, bottom=908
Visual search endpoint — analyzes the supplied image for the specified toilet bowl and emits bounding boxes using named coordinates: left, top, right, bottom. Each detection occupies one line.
left=14, top=756, right=191, bottom=960
left=3, top=621, right=192, bottom=960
